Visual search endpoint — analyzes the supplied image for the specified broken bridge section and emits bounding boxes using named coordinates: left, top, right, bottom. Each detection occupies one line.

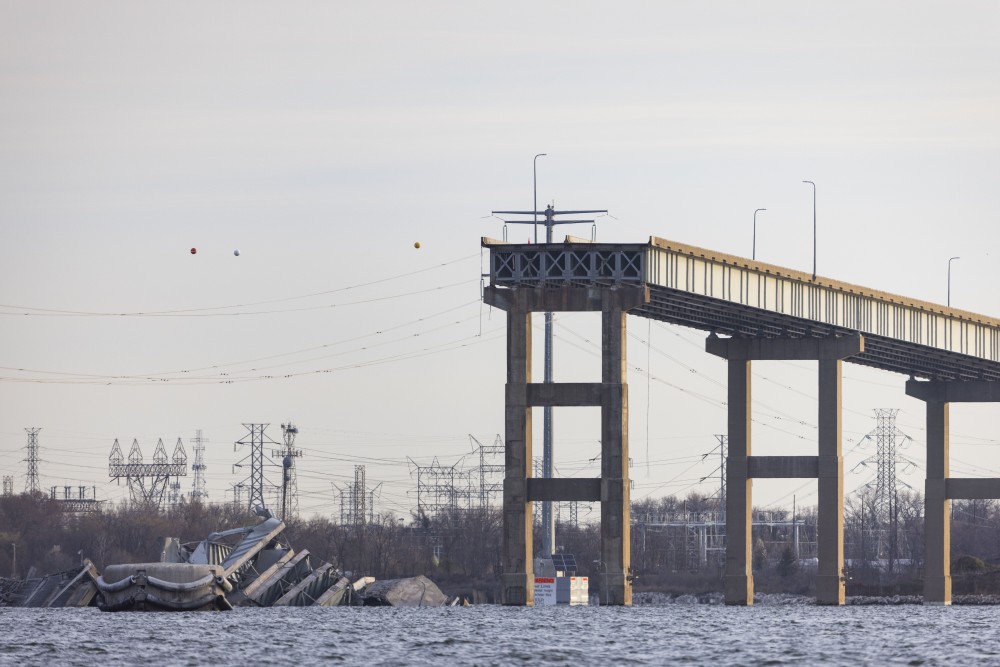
left=482, top=235, right=1000, bottom=606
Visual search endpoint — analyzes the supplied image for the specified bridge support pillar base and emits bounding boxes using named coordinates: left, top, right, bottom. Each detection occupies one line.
left=500, top=573, right=531, bottom=606
left=724, top=575, right=753, bottom=606
left=815, top=575, right=845, bottom=605
left=924, top=576, right=952, bottom=606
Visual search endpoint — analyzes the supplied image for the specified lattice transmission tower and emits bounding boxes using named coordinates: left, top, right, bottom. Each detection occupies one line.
left=23, top=427, right=41, bottom=494
left=471, top=434, right=504, bottom=509
left=109, top=438, right=188, bottom=510
left=334, top=465, right=382, bottom=526
left=189, top=429, right=209, bottom=504
left=410, top=457, right=472, bottom=519
left=700, top=434, right=728, bottom=515
left=233, top=423, right=281, bottom=514
left=853, top=408, right=914, bottom=568
left=2, top=476, right=13, bottom=496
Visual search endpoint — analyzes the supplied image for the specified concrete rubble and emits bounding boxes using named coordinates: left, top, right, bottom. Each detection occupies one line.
left=1, top=517, right=454, bottom=611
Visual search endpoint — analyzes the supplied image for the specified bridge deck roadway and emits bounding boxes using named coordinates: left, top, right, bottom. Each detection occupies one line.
left=484, top=235, right=1000, bottom=380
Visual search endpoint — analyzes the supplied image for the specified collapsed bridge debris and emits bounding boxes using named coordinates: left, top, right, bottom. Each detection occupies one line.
left=2, top=516, right=454, bottom=611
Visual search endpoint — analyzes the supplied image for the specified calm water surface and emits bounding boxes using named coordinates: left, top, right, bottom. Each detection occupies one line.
left=0, top=604, right=996, bottom=666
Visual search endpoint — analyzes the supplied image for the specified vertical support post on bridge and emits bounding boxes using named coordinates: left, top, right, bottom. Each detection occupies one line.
left=502, top=305, right=533, bottom=605
left=725, top=359, right=753, bottom=605
left=924, top=399, right=951, bottom=605
left=708, top=335, right=860, bottom=606
left=486, top=284, right=647, bottom=606
left=601, top=292, right=632, bottom=606
left=816, top=358, right=845, bottom=605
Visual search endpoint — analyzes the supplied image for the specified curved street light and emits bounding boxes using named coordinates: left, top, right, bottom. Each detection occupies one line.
left=803, top=181, right=816, bottom=279
left=533, top=153, right=547, bottom=243
left=753, top=208, right=766, bottom=260
left=948, top=256, right=960, bottom=307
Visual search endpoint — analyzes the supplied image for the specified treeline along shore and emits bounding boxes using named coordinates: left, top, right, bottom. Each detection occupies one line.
left=3, top=489, right=1000, bottom=602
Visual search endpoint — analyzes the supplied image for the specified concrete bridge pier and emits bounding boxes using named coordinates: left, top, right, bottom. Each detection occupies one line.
left=485, top=285, right=648, bottom=606
left=905, top=379, right=1000, bottom=605
left=707, top=334, right=864, bottom=606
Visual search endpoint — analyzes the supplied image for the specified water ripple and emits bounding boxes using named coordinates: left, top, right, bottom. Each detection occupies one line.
left=0, top=604, right=993, bottom=666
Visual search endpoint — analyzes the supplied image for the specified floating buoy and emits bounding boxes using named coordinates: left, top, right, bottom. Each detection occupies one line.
left=234, top=249, right=240, bottom=257
left=414, top=242, right=421, bottom=249
left=190, top=248, right=197, bottom=255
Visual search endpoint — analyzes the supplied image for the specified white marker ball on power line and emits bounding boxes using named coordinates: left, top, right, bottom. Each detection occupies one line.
left=234, top=249, right=240, bottom=257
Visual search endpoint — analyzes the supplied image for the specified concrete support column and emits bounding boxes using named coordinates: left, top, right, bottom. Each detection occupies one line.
left=924, top=400, right=951, bottom=605
left=501, top=307, right=533, bottom=605
left=816, top=358, right=845, bottom=605
left=724, top=359, right=753, bottom=605
left=709, top=333, right=860, bottom=606
left=600, top=296, right=631, bottom=606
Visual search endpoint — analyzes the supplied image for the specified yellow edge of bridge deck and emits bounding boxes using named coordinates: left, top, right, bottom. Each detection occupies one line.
left=482, top=234, right=1000, bottom=330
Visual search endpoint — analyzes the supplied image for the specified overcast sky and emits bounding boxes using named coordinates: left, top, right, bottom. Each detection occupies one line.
left=2, top=2, right=999, bottom=523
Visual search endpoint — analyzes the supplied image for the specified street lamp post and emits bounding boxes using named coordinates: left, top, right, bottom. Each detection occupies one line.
left=491, top=192, right=607, bottom=563
left=753, top=208, right=766, bottom=260
left=533, top=154, right=546, bottom=243
left=531, top=152, right=556, bottom=558
left=803, top=181, right=816, bottom=279
left=948, top=256, right=961, bottom=307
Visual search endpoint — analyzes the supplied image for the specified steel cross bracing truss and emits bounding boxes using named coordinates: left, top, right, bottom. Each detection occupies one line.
left=483, top=236, right=1000, bottom=381
left=49, top=486, right=101, bottom=513
left=109, top=438, right=188, bottom=510
left=23, top=427, right=41, bottom=494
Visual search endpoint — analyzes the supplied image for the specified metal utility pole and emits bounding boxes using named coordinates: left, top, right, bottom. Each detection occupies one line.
left=272, top=422, right=302, bottom=520
left=23, top=427, right=41, bottom=494
left=490, top=202, right=609, bottom=558
left=189, top=429, right=209, bottom=504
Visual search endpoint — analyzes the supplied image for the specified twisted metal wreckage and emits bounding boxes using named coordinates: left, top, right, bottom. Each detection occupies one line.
left=2, top=517, right=453, bottom=611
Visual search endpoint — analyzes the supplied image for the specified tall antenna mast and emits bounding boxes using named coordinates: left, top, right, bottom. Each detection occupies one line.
left=273, top=422, right=303, bottom=520
left=23, top=427, right=41, bottom=495
left=490, top=199, right=609, bottom=558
